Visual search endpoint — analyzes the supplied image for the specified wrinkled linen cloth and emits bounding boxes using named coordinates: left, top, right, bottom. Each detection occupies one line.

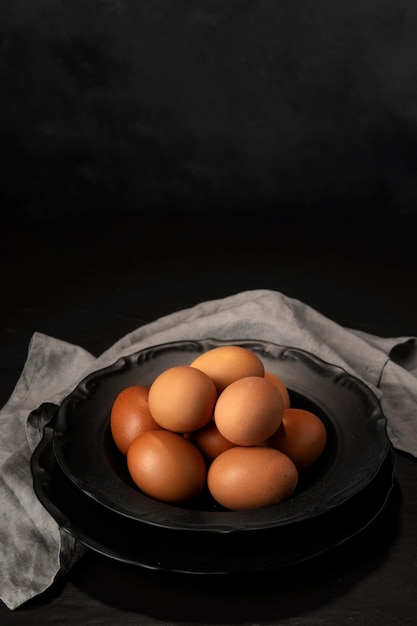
left=1, top=289, right=416, bottom=610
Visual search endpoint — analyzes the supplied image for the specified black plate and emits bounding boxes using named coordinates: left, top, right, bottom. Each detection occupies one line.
left=33, top=418, right=396, bottom=574
left=53, top=339, right=391, bottom=533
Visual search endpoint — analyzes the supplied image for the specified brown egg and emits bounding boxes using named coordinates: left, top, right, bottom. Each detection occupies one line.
left=190, top=345, right=265, bottom=393
left=110, top=385, right=161, bottom=455
left=214, top=376, right=284, bottom=446
left=207, top=446, right=298, bottom=510
left=264, top=371, right=291, bottom=409
left=127, top=430, right=207, bottom=503
left=148, top=365, right=217, bottom=432
left=268, top=408, right=327, bottom=470
left=184, top=420, right=236, bottom=462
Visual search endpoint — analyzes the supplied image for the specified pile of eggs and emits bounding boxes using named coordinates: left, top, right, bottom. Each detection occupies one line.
left=110, top=346, right=327, bottom=511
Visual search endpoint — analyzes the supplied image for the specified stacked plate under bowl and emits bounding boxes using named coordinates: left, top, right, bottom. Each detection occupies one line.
left=31, top=338, right=395, bottom=574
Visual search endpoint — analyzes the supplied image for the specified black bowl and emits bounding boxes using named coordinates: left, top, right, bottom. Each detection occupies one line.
left=52, top=339, right=390, bottom=533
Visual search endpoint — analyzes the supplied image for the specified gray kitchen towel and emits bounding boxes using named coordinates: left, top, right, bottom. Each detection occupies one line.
left=1, top=289, right=416, bottom=610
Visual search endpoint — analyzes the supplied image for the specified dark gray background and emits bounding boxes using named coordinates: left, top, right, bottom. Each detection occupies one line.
left=2, top=0, right=417, bottom=222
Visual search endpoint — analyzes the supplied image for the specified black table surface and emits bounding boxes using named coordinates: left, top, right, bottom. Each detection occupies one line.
left=1, top=209, right=417, bottom=625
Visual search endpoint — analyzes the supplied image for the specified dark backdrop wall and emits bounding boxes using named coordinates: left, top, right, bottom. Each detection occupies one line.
left=2, top=0, right=417, bottom=222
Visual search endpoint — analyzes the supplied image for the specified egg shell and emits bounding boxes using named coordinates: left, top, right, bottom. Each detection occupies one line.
left=214, top=376, right=284, bottom=445
left=190, top=345, right=265, bottom=393
left=184, top=420, right=236, bottom=462
left=207, top=445, right=298, bottom=510
left=264, top=371, right=291, bottom=409
left=148, top=365, right=218, bottom=432
left=110, top=385, right=161, bottom=456
left=268, top=408, right=328, bottom=470
left=127, top=429, right=207, bottom=503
